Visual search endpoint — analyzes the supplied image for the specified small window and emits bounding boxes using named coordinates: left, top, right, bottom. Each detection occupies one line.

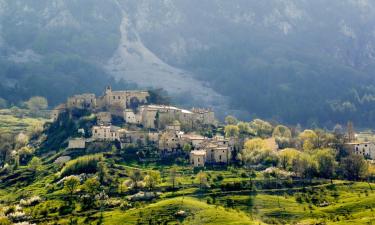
left=198, top=158, right=200, bottom=162
left=118, top=96, right=121, bottom=99
left=113, top=96, right=115, bottom=100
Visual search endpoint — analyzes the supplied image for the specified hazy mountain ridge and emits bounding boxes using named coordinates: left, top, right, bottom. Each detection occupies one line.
left=1, top=0, right=375, bottom=126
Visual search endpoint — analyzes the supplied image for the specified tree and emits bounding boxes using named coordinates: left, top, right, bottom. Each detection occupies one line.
left=0, top=132, right=14, bottom=165
left=83, top=177, right=101, bottom=196
left=169, top=166, right=178, bottom=190
left=97, top=161, right=109, bottom=184
left=130, top=169, right=143, bottom=189
left=315, top=129, right=335, bottom=148
left=277, top=148, right=300, bottom=171
left=182, top=143, right=192, bottom=153
left=118, top=180, right=129, bottom=194
left=273, top=126, right=292, bottom=149
left=0, top=97, right=7, bottom=109
left=340, top=154, right=368, bottom=180
left=28, top=157, right=42, bottom=172
left=238, top=122, right=250, bottom=136
left=64, top=176, right=80, bottom=199
left=292, top=153, right=317, bottom=179
left=225, top=115, right=238, bottom=125
left=196, top=171, right=208, bottom=190
left=314, top=149, right=337, bottom=180
left=272, top=125, right=292, bottom=139
left=298, top=130, right=318, bottom=151
left=25, top=96, right=48, bottom=114
left=144, top=171, right=161, bottom=190
left=15, top=132, right=29, bottom=149
left=249, top=119, right=273, bottom=137
left=224, top=125, right=239, bottom=138
left=239, top=138, right=278, bottom=166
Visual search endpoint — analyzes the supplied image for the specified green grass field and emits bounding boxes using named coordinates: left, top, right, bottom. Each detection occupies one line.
left=99, top=197, right=262, bottom=225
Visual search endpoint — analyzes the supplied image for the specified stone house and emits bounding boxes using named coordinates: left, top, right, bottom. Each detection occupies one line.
left=67, top=93, right=96, bottom=109
left=204, top=144, right=230, bottom=164
left=92, top=125, right=121, bottom=141
left=190, top=150, right=207, bottom=167
left=181, top=133, right=207, bottom=149
left=344, top=142, right=375, bottom=159
left=158, top=131, right=183, bottom=156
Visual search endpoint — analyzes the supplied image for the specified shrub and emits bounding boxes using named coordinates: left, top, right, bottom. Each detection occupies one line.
left=19, top=196, right=42, bottom=207
left=60, top=154, right=103, bottom=177
left=0, top=217, right=11, bottom=225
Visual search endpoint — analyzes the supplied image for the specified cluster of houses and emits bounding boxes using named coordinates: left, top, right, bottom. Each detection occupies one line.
left=55, top=86, right=375, bottom=166
left=55, top=86, right=232, bottom=167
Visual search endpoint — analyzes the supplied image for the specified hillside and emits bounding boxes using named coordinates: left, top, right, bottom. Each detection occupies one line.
left=1, top=0, right=375, bottom=126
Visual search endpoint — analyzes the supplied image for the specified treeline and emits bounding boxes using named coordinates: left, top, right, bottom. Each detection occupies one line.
left=0, top=56, right=137, bottom=107
left=224, top=116, right=374, bottom=181
left=185, top=39, right=375, bottom=128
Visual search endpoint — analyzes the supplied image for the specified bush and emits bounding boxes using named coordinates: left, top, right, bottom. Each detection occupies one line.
left=20, top=196, right=41, bottom=207
left=60, top=154, right=103, bottom=177
left=0, top=217, right=11, bottom=225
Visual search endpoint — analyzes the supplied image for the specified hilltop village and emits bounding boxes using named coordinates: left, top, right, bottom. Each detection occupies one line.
left=51, top=86, right=241, bottom=167
left=50, top=86, right=375, bottom=168
left=1, top=86, right=375, bottom=225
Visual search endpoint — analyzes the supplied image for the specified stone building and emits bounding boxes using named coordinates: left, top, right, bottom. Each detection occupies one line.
left=97, top=86, right=149, bottom=111
left=190, top=150, right=207, bottom=167
left=166, top=121, right=181, bottom=132
left=125, top=104, right=216, bottom=130
left=118, top=129, right=159, bottom=146
left=158, top=131, right=184, bottom=155
left=344, top=142, right=375, bottom=159
left=204, top=145, right=230, bottom=164
left=191, top=108, right=216, bottom=126
left=51, top=104, right=67, bottom=121
left=181, top=133, right=207, bottom=149
left=97, top=112, right=112, bottom=125
left=67, top=93, right=96, bottom=109
left=92, top=125, right=121, bottom=141
left=124, top=109, right=142, bottom=124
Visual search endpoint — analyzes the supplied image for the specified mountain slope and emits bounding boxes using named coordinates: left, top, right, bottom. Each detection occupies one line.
left=105, top=5, right=229, bottom=111
left=1, top=0, right=375, bottom=126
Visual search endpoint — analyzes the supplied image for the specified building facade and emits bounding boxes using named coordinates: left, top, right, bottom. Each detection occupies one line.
left=92, top=125, right=120, bottom=141
left=345, top=142, right=375, bottom=159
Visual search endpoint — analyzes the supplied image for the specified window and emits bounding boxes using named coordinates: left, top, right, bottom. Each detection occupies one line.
left=198, top=158, right=200, bottom=162
left=219, top=155, right=222, bottom=160
left=118, top=96, right=121, bottom=99
left=113, top=96, right=115, bottom=100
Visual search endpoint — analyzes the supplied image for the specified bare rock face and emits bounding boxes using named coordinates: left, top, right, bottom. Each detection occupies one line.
left=105, top=10, right=230, bottom=113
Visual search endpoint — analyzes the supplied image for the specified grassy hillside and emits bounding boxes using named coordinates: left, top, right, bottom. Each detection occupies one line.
left=0, top=109, right=47, bottom=134
left=99, top=197, right=260, bottom=225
